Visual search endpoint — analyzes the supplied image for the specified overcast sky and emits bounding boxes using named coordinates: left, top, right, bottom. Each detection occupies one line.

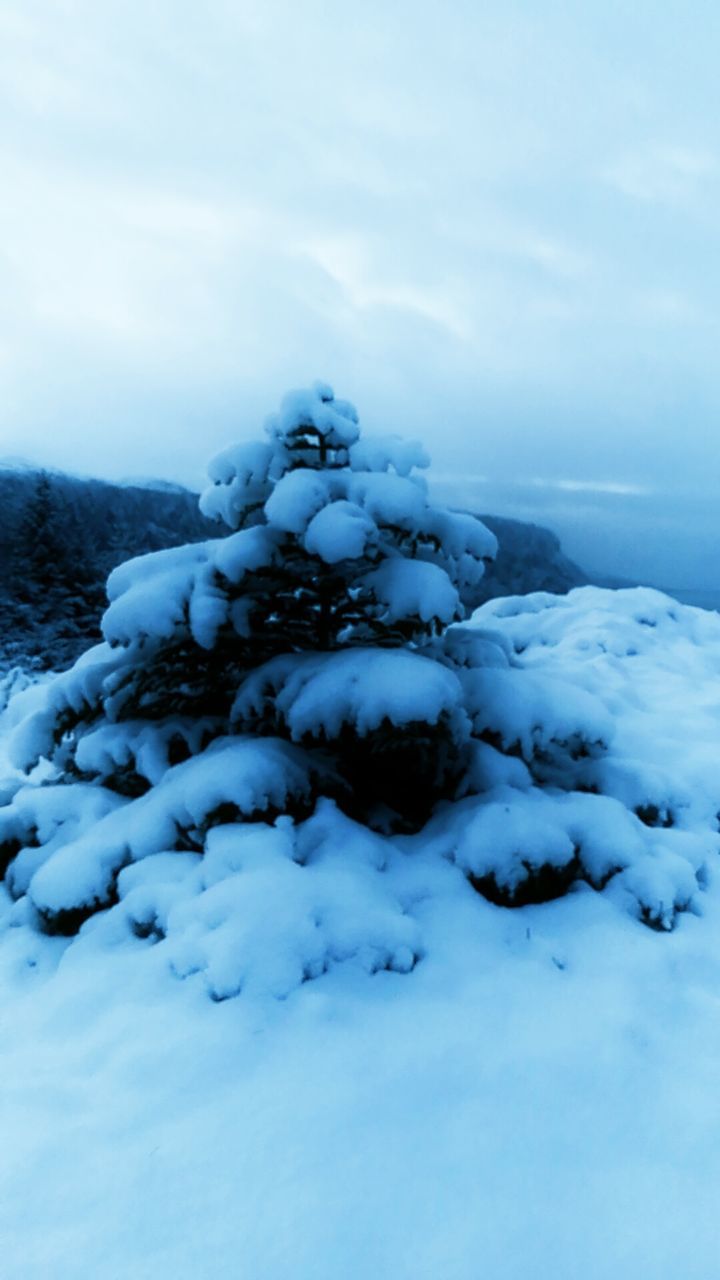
left=1, top=1, right=719, bottom=586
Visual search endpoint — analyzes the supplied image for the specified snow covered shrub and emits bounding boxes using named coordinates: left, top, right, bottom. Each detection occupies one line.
left=0, top=667, right=37, bottom=718
left=449, top=587, right=720, bottom=928
left=0, top=665, right=53, bottom=809
left=0, top=382, right=499, bottom=972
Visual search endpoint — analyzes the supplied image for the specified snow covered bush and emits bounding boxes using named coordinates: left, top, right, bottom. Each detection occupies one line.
left=0, top=383, right=499, bottom=988
left=0, top=382, right=715, bottom=1000
left=0, top=665, right=53, bottom=807
left=447, top=587, right=720, bottom=928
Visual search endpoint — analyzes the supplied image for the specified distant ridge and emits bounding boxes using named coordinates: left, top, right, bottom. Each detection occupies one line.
left=662, top=587, right=720, bottom=612
left=0, top=463, right=710, bottom=670
left=118, top=476, right=194, bottom=495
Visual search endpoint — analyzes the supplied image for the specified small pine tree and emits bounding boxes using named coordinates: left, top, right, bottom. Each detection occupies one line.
left=10, top=472, right=105, bottom=665
left=97, top=510, right=129, bottom=576
left=3, top=383, right=497, bottom=932
left=12, top=471, right=57, bottom=604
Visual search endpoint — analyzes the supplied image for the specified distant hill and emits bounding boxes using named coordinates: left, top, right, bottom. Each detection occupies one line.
left=468, top=513, right=589, bottom=607
left=0, top=468, right=214, bottom=671
left=1, top=465, right=703, bottom=673
left=0, top=468, right=212, bottom=555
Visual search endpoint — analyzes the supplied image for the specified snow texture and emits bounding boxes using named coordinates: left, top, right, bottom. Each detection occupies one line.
left=26, top=737, right=336, bottom=927
left=232, top=648, right=465, bottom=741
left=4, top=854, right=720, bottom=1280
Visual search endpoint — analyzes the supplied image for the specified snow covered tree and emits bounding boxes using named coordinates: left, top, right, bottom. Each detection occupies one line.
left=0, top=385, right=710, bottom=1000
left=0, top=383, right=497, bottom=945
left=13, top=471, right=57, bottom=601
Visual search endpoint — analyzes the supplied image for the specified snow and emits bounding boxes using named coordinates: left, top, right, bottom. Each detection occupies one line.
left=427, top=506, right=499, bottom=564
left=461, top=666, right=614, bottom=764
left=4, top=855, right=720, bottom=1277
left=25, top=736, right=333, bottom=926
left=347, top=469, right=428, bottom=530
left=349, top=433, right=430, bottom=476
left=4, top=587, right=720, bottom=1274
left=103, top=527, right=279, bottom=649
left=267, top=380, right=360, bottom=449
left=1, top=782, right=126, bottom=898
left=362, top=558, right=460, bottom=625
left=471, top=587, right=720, bottom=829
left=0, top=667, right=54, bottom=792
left=415, top=783, right=703, bottom=924
left=74, top=717, right=216, bottom=786
left=159, top=807, right=421, bottom=1001
left=232, top=648, right=465, bottom=740
left=264, top=466, right=334, bottom=534
left=205, top=440, right=274, bottom=489
left=303, top=499, right=376, bottom=563
left=200, top=441, right=275, bottom=528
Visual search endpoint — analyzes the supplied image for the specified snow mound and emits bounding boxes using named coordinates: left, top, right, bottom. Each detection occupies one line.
left=115, top=806, right=421, bottom=1001
left=472, top=586, right=720, bottom=828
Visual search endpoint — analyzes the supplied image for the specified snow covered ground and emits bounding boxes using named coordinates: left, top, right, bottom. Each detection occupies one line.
left=3, top=588, right=720, bottom=1278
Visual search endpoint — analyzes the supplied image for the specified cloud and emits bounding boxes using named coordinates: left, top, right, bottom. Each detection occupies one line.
left=600, top=144, right=717, bottom=208
left=526, top=478, right=654, bottom=497
left=301, top=235, right=470, bottom=339
left=0, top=0, right=719, bottom=594
left=431, top=472, right=655, bottom=503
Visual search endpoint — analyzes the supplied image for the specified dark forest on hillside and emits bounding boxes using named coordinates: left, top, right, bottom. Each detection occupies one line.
left=0, top=470, right=214, bottom=670
left=0, top=467, right=588, bottom=672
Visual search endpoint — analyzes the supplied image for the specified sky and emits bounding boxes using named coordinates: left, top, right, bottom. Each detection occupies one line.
left=1, top=0, right=719, bottom=587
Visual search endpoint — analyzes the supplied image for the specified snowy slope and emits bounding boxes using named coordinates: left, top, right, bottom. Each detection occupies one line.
left=2, top=587, right=720, bottom=1278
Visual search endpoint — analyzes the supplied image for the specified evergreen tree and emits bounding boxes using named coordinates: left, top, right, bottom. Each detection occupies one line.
left=2, top=383, right=498, bottom=934
left=12, top=471, right=57, bottom=604
left=10, top=472, right=104, bottom=663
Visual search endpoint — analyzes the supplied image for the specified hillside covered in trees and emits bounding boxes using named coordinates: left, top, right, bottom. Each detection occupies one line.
left=0, top=468, right=215, bottom=670
left=0, top=465, right=588, bottom=673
